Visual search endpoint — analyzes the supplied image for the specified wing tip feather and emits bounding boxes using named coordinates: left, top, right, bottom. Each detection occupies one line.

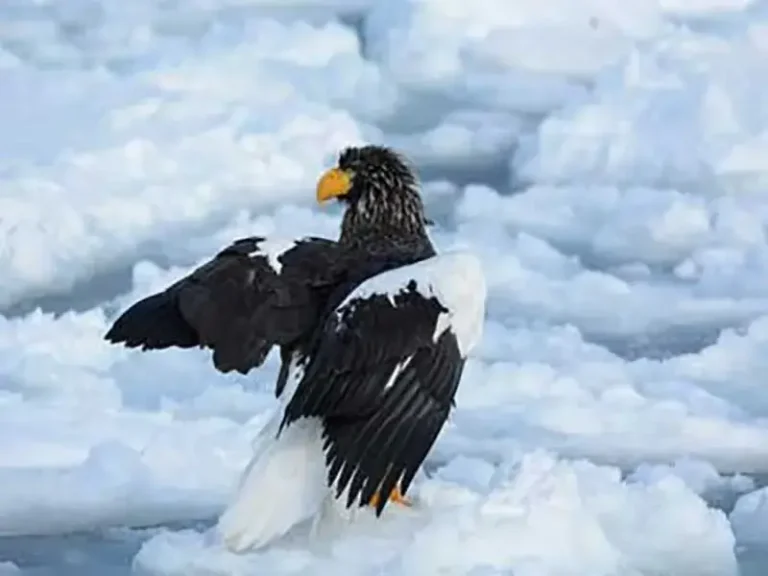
left=104, top=290, right=198, bottom=350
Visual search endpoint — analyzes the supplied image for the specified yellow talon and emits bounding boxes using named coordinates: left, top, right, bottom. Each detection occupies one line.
left=369, top=485, right=412, bottom=509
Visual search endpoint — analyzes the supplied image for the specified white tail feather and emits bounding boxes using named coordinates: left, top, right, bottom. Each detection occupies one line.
left=216, top=413, right=328, bottom=553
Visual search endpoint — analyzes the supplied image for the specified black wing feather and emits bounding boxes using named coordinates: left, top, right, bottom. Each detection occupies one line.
left=281, top=282, right=464, bottom=515
left=105, top=236, right=342, bottom=377
left=103, top=290, right=200, bottom=350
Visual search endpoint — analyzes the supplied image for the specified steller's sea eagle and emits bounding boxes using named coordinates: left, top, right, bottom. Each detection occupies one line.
left=104, top=144, right=487, bottom=552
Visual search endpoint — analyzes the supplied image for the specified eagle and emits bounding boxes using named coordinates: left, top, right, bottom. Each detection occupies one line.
left=104, top=144, right=487, bottom=552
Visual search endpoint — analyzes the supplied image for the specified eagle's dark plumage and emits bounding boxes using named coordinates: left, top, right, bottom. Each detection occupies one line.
left=104, top=144, right=486, bottom=552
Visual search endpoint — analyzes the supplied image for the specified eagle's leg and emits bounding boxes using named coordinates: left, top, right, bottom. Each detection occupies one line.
left=368, top=485, right=412, bottom=509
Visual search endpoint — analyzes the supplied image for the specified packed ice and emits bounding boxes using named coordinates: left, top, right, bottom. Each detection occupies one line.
left=3, top=0, right=768, bottom=574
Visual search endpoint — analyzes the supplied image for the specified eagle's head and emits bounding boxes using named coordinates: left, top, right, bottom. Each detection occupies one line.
left=316, top=145, right=431, bottom=244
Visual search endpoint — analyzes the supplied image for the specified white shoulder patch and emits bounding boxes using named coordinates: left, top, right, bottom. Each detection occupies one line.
left=336, top=251, right=487, bottom=357
left=249, top=237, right=297, bottom=274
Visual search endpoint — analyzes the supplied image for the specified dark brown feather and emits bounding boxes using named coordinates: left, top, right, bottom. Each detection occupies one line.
left=105, top=236, right=344, bottom=377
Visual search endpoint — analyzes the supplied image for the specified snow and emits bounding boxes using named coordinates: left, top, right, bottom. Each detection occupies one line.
left=134, top=452, right=738, bottom=576
left=5, top=0, right=768, bottom=575
left=0, top=563, right=20, bottom=576
left=334, top=250, right=487, bottom=356
left=732, top=487, right=768, bottom=545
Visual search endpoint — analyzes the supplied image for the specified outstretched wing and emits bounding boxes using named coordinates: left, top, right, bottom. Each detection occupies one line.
left=281, top=250, right=486, bottom=514
left=105, top=236, right=343, bottom=381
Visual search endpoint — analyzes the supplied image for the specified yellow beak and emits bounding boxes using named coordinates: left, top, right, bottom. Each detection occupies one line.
left=316, top=168, right=352, bottom=204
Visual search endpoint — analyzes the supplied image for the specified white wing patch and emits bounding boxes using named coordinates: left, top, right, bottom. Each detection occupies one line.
left=385, top=354, right=414, bottom=390
left=282, top=353, right=307, bottom=403
left=249, top=237, right=297, bottom=274
left=335, top=251, right=487, bottom=357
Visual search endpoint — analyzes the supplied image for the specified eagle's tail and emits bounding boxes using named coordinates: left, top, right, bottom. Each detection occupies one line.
left=216, top=412, right=328, bottom=553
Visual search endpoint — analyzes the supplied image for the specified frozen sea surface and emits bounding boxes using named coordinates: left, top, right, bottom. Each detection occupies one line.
left=2, top=471, right=767, bottom=576
left=4, top=0, right=768, bottom=574
left=0, top=478, right=765, bottom=576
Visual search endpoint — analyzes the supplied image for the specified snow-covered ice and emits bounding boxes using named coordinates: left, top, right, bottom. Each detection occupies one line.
left=4, top=0, right=768, bottom=574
